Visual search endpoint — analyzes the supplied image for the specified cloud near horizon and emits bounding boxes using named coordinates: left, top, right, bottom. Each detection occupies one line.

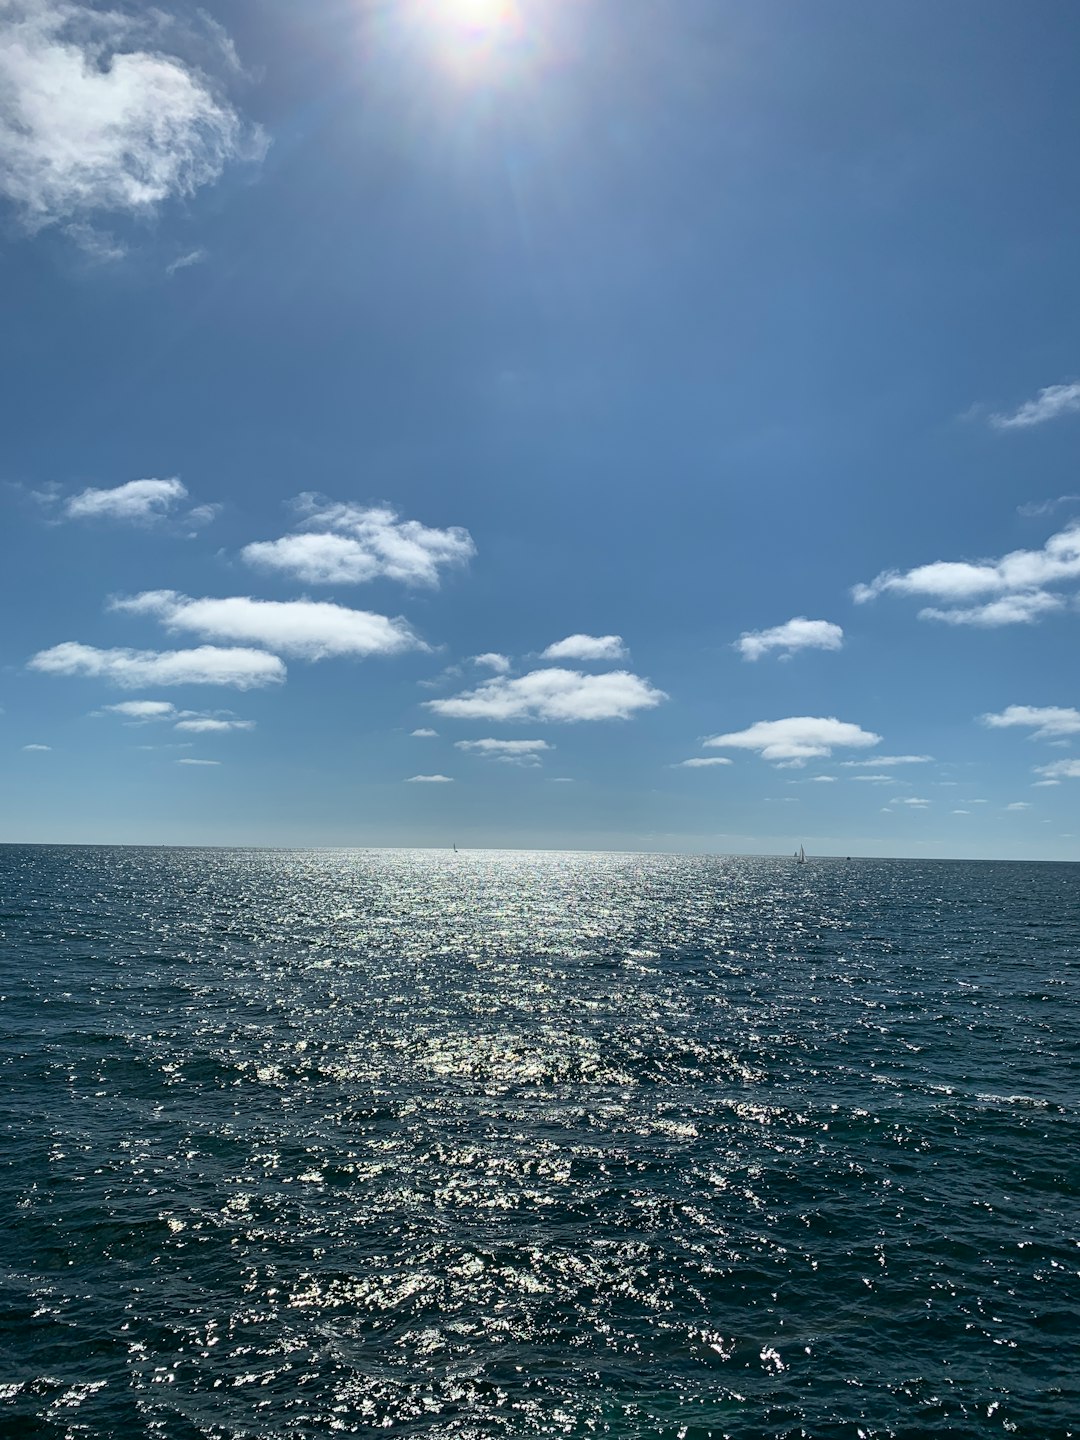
left=540, top=634, right=628, bottom=662
left=30, top=642, right=285, bottom=688
left=852, top=521, right=1080, bottom=626
left=0, top=1, right=264, bottom=238
left=242, top=498, right=475, bottom=588
left=841, top=755, right=932, bottom=767
left=425, top=668, right=666, bottom=723
left=705, top=716, right=881, bottom=764
left=1034, top=759, right=1080, bottom=781
left=735, top=616, right=844, bottom=661
left=110, top=591, right=423, bottom=660
left=406, top=774, right=453, bottom=783
left=675, top=757, right=733, bottom=768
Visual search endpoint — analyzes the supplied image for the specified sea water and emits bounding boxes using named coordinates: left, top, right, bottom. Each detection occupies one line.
left=1, top=846, right=1077, bottom=1437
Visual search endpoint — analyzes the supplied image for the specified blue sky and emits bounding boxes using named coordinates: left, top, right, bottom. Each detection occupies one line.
left=2, top=0, right=1079, bottom=856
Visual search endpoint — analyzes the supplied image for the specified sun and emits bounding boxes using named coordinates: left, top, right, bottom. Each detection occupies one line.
left=440, top=0, right=517, bottom=34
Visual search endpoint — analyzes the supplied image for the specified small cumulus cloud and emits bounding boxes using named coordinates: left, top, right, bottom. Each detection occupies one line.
left=406, top=774, right=453, bottom=783
left=674, top=757, right=733, bottom=769
left=1005, top=802, right=1031, bottom=811
left=704, top=716, right=880, bottom=765
left=842, top=755, right=932, bottom=767
left=540, top=634, right=628, bottom=662
left=22, top=743, right=51, bottom=751
left=100, top=700, right=178, bottom=721
left=471, top=653, right=511, bottom=673
left=173, top=717, right=254, bottom=733
left=30, top=642, right=285, bottom=689
left=980, top=705, right=1080, bottom=740
left=411, top=728, right=438, bottom=738
left=426, top=669, right=665, bottom=723
left=110, top=591, right=423, bottom=660
left=852, top=523, right=1080, bottom=626
left=241, top=498, right=474, bottom=588
left=455, top=739, right=552, bottom=765
left=735, top=617, right=843, bottom=662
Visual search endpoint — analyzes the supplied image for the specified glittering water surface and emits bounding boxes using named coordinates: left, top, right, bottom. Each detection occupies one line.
left=1, top=848, right=1078, bottom=1438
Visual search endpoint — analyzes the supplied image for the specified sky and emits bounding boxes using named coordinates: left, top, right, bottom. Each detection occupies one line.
left=2, top=0, right=1079, bottom=857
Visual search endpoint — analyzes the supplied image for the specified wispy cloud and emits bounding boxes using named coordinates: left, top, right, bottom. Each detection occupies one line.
left=410, top=727, right=438, bottom=738
left=674, top=757, right=733, bottom=768
left=980, top=705, right=1080, bottom=740
left=890, top=796, right=931, bottom=808
left=1004, top=801, right=1031, bottom=811
left=919, top=593, right=1064, bottom=627
left=110, top=591, right=423, bottom=660
left=64, top=477, right=187, bottom=523
left=1017, top=495, right=1080, bottom=518
left=0, top=2, right=264, bottom=238
left=22, top=743, right=51, bottom=751
left=406, top=774, right=453, bottom=783
left=704, top=716, right=880, bottom=765
left=242, top=498, right=474, bottom=587
left=100, top=699, right=177, bottom=721
left=426, top=668, right=666, bottom=723
left=990, top=382, right=1080, bottom=430
left=166, top=247, right=207, bottom=276
left=540, top=634, right=628, bottom=662
left=455, top=738, right=552, bottom=765
left=853, top=521, right=1080, bottom=626
left=29, top=642, right=285, bottom=688
left=177, top=758, right=221, bottom=766
left=735, top=617, right=843, bottom=662
left=1034, top=759, right=1080, bottom=781
left=841, top=755, right=932, bottom=767
left=173, top=717, right=254, bottom=733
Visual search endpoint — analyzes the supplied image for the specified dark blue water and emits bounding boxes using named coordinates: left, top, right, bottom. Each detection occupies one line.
left=1, top=847, right=1078, bottom=1438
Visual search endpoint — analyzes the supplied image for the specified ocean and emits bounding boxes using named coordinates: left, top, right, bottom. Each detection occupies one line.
left=1, top=845, right=1077, bottom=1438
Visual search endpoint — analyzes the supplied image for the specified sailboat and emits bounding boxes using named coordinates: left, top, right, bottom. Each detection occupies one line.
left=795, top=845, right=806, bottom=864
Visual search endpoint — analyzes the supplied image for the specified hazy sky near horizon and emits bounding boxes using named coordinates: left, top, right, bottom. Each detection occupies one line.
left=2, top=0, right=1080, bottom=856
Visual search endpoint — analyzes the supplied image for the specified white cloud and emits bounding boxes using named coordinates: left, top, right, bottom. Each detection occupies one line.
left=0, top=2, right=264, bottom=235
left=411, top=727, right=438, bottom=738
left=919, top=592, right=1065, bottom=627
left=166, top=247, right=206, bottom=276
left=674, top=757, right=733, bottom=768
left=455, top=739, right=551, bottom=765
left=241, top=499, right=474, bottom=587
left=841, top=755, right=932, bottom=767
left=1005, top=802, right=1031, bottom=811
left=704, top=716, right=880, bottom=764
left=110, top=591, right=422, bottom=660
left=1034, top=759, right=1080, bottom=781
left=406, top=774, right=453, bottom=783
left=735, top=616, right=844, bottom=662
left=100, top=699, right=177, bottom=720
left=22, top=742, right=51, bottom=751
left=852, top=775, right=896, bottom=783
left=29, top=641, right=285, bottom=688
left=540, top=634, right=628, bottom=662
left=980, top=705, right=1080, bottom=740
left=809, top=775, right=837, bottom=782
left=471, top=652, right=511, bottom=673
left=426, top=668, right=666, bottom=723
left=853, top=522, right=1080, bottom=625
left=177, top=758, right=220, bottom=766
left=891, top=797, right=931, bottom=807
left=952, top=809, right=970, bottom=815
left=63, top=477, right=187, bottom=522
left=1017, top=495, right=1080, bottom=518
left=174, top=717, right=254, bottom=733
left=990, top=382, right=1080, bottom=430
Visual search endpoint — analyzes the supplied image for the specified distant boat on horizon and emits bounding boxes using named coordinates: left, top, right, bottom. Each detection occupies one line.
left=795, top=844, right=806, bottom=864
